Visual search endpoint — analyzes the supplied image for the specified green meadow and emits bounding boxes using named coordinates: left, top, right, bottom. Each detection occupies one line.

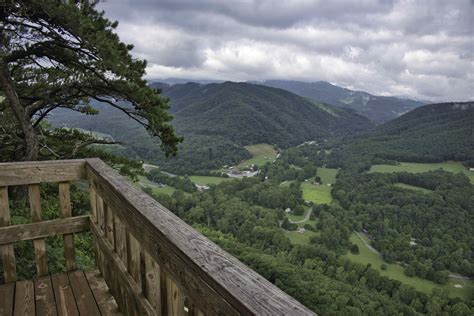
left=237, top=143, right=278, bottom=168
left=370, top=161, right=474, bottom=183
left=345, top=233, right=474, bottom=300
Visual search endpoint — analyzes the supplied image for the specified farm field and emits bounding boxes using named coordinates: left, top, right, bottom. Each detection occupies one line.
left=317, top=167, right=338, bottom=184
left=301, top=182, right=333, bottom=204
left=189, top=175, right=232, bottom=186
left=370, top=161, right=474, bottom=183
left=286, top=230, right=319, bottom=245
left=136, top=176, right=177, bottom=195
left=393, top=183, right=432, bottom=193
left=345, top=233, right=474, bottom=300
left=237, top=143, right=278, bottom=169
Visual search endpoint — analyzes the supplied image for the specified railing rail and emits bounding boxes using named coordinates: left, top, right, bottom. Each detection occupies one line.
left=0, top=159, right=315, bottom=316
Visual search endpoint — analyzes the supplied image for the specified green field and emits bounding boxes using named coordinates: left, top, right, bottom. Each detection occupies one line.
left=189, top=176, right=232, bottom=186
left=370, top=161, right=474, bottom=183
left=286, top=230, right=319, bottom=245
left=394, top=183, right=432, bottom=193
left=301, top=182, right=333, bottom=204
left=317, top=167, right=338, bottom=184
left=237, top=144, right=278, bottom=168
left=345, top=233, right=474, bottom=300
left=136, top=176, right=177, bottom=195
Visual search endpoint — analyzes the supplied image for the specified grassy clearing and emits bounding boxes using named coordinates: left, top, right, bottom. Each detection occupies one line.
left=345, top=233, right=474, bottom=300
left=370, top=161, right=474, bottom=183
left=237, top=144, right=278, bottom=168
left=394, top=183, right=432, bottom=193
left=317, top=167, right=338, bottom=184
left=301, top=182, right=333, bottom=204
left=286, top=230, right=319, bottom=245
left=136, top=176, right=177, bottom=196
left=189, top=175, right=231, bottom=186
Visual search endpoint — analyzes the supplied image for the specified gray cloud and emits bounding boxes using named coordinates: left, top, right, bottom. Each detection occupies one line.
left=98, top=0, right=474, bottom=101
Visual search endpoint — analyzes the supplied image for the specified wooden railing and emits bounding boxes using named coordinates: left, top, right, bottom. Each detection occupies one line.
left=0, top=159, right=315, bottom=316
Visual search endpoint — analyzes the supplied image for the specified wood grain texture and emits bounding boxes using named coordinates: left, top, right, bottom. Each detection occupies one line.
left=58, top=182, right=76, bottom=271
left=89, top=221, right=155, bottom=316
left=86, top=158, right=315, bottom=315
left=126, top=233, right=142, bottom=289
left=0, top=282, right=14, bottom=316
left=51, top=273, right=79, bottom=316
left=0, top=216, right=89, bottom=245
left=84, top=270, right=122, bottom=316
left=165, top=276, right=184, bottom=316
left=68, top=270, right=100, bottom=316
left=28, top=184, right=48, bottom=276
left=13, top=280, right=35, bottom=316
left=0, top=160, right=86, bottom=186
left=0, top=186, right=16, bottom=282
left=35, top=275, right=58, bottom=316
left=144, top=252, right=161, bottom=315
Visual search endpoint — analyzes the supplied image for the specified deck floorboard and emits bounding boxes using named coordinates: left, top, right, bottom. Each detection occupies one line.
left=0, top=270, right=121, bottom=316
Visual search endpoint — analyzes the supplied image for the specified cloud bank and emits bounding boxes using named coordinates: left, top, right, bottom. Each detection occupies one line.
left=98, top=0, right=474, bottom=101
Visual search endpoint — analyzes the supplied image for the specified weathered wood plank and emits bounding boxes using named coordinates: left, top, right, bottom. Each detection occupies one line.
left=13, top=280, right=35, bottom=316
left=113, top=214, right=127, bottom=268
left=0, top=216, right=90, bottom=246
left=0, top=186, right=16, bottom=282
left=166, top=276, right=184, bottom=316
left=35, top=275, right=58, bottom=316
left=89, top=183, right=98, bottom=223
left=28, top=184, right=48, bottom=276
left=127, top=232, right=142, bottom=289
left=58, top=182, right=76, bottom=271
left=68, top=270, right=100, bottom=316
left=89, top=221, right=155, bottom=316
left=86, top=158, right=314, bottom=315
left=0, top=282, right=14, bottom=316
left=144, top=252, right=161, bottom=315
left=104, top=202, right=114, bottom=246
left=51, top=273, right=79, bottom=316
left=0, top=160, right=86, bottom=186
left=85, top=270, right=122, bottom=316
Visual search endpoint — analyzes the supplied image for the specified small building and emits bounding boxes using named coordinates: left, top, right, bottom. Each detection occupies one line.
left=297, top=227, right=306, bottom=233
left=285, top=208, right=291, bottom=213
left=469, top=168, right=474, bottom=171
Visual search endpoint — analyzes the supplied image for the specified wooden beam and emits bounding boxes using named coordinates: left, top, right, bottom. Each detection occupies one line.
left=0, top=186, right=17, bottom=282
left=0, top=216, right=90, bottom=246
left=29, top=184, right=48, bottom=276
left=86, top=158, right=314, bottom=316
left=0, top=159, right=86, bottom=186
left=90, top=221, right=155, bottom=316
left=59, top=182, right=76, bottom=271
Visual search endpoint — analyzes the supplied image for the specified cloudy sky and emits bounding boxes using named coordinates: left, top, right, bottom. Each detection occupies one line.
left=99, top=0, right=473, bottom=101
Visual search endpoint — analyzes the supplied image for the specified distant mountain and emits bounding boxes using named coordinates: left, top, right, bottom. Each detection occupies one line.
left=50, top=81, right=374, bottom=174
left=331, top=102, right=474, bottom=170
left=255, top=80, right=426, bottom=123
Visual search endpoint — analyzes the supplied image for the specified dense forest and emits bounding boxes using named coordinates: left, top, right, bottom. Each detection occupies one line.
left=257, top=80, right=425, bottom=123
left=330, top=102, right=474, bottom=171
left=49, top=82, right=375, bottom=174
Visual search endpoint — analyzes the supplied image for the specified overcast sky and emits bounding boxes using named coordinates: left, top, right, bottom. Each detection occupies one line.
left=98, top=0, right=473, bottom=101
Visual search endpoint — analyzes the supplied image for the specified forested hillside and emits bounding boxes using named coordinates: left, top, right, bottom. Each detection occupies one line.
left=257, top=80, right=425, bottom=123
left=330, top=102, right=474, bottom=170
left=49, top=82, right=374, bottom=173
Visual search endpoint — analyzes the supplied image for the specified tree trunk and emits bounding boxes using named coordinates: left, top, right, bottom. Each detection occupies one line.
left=0, top=62, right=39, bottom=161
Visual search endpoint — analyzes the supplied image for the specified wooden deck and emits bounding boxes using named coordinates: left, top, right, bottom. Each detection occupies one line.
left=0, top=270, right=120, bottom=316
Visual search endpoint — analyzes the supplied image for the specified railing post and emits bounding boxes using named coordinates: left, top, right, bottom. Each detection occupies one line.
left=0, top=186, right=17, bottom=282
left=59, top=181, right=76, bottom=271
left=28, top=184, right=48, bottom=276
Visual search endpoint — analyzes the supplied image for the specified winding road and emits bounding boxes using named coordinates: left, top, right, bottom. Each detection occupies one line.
left=289, top=208, right=313, bottom=224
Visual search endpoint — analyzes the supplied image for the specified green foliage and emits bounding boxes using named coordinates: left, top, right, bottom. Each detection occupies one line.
left=0, top=0, right=180, bottom=161
left=147, top=169, right=196, bottom=193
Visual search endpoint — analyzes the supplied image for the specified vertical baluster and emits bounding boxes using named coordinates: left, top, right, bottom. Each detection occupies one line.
left=126, top=233, right=142, bottom=288
left=28, top=184, right=48, bottom=276
left=104, top=202, right=114, bottom=247
left=89, top=183, right=98, bottom=223
left=59, top=182, right=76, bottom=271
left=166, top=276, right=185, bottom=316
left=144, top=252, right=161, bottom=315
left=114, top=214, right=127, bottom=267
left=0, top=186, right=16, bottom=282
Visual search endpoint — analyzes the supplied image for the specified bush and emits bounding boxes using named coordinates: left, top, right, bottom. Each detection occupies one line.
left=350, top=244, right=359, bottom=254
left=381, top=263, right=387, bottom=271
